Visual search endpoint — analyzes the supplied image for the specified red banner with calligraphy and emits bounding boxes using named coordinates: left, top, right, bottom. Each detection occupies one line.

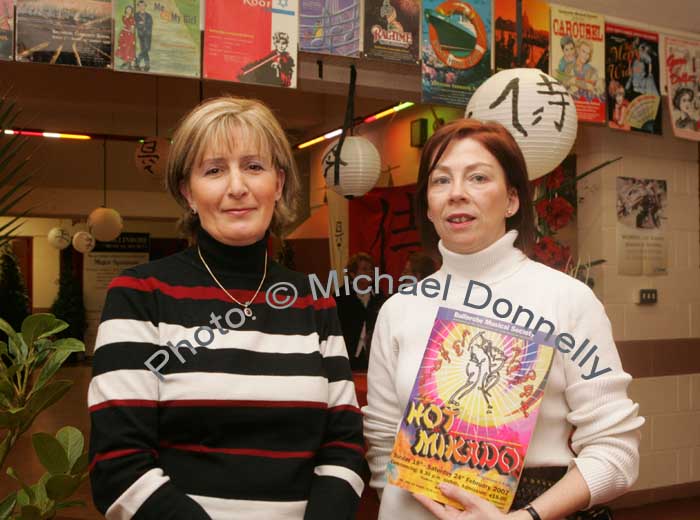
left=349, top=184, right=421, bottom=292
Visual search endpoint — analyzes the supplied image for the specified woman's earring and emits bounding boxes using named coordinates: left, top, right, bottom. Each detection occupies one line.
left=191, top=207, right=197, bottom=215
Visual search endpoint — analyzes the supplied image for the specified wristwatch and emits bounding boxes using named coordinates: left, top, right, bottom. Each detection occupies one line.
left=524, top=504, right=542, bottom=520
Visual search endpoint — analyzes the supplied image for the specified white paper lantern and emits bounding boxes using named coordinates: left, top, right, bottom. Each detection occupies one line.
left=466, top=68, right=578, bottom=180
left=47, top=227, right=71, bottom=250
left=88, top=207, right=123, bottom=242
left=321, top=136, right=381, bottom=198
left=72, top=231, right=96, bottom=254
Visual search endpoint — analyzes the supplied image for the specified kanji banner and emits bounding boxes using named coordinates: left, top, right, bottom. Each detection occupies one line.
left=349, top=184, right=420, bottom=291
left=421, top=0, right=492, bottom=107
left=300, top=0, right=361, bottom=56
left=16, top=0, right=112, bottom=68
left=494, top=0, right=549, bottom=73
left=665, top=36, right=700, bottom=140
left=363, top=0, right=420, bottom=63
left=113, top=0, right=200, bottom=77
left=0, top=0, right=13, bottom=60
left=550, top=5, right=605, bottom=123
left=204, top=0, right=299, bottom=88
left=605, top=23, right=661, bottom=134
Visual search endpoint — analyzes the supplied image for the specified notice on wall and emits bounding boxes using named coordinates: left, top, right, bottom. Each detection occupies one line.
left=616, top=177, right=668, bottom=276
left=83, top=233, right=150, bottom=355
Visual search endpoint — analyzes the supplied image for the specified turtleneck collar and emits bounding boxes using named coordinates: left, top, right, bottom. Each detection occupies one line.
left=195, top=225, right=268, bottom=275
left=437, top=230, right=526, bottom=284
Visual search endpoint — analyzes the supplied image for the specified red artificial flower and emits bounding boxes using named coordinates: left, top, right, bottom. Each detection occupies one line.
left=532, top=236, right=571, bottom=271
left=536, top=196, right=575, bottom=231
left=546, top=166, right=565, bottom=190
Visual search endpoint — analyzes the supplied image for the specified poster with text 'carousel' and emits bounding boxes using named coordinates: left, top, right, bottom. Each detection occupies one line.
left=16, top=0, right=112, bottom=68
left=113, top=0, right=200, bottom=77
left=300, top=0, right=361, bottom=57
left=204, top=0, right=298, bottom=88
left=421, top=0, right=491, bottom=107
left=550, top=4, right=605, bottom=123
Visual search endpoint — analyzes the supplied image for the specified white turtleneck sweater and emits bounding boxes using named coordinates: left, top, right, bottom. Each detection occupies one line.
left=363, top=230, right=644, bottom=519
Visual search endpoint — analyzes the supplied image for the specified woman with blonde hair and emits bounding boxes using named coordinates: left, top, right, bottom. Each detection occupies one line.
left=89, top=97, right=365, bottom=519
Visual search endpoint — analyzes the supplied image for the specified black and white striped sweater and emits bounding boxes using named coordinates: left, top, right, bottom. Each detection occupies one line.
left=88, top=228, right=365, bottom=519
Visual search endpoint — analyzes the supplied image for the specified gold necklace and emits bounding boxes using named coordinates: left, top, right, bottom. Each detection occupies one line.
left=197, top=245, right=268, bottom=318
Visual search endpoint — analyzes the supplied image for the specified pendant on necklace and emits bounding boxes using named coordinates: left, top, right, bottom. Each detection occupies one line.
left=243, top=307, right=253, bottom=317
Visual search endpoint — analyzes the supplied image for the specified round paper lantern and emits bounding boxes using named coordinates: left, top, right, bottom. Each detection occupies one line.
left=88, top=207, right=123, bottom=242
left=321, top=136, right=381, bottom=198
left=465, top=68, right=578, bottom=180
left=47, top=227, right=71, bottom=250
left=134, top=137, right=170, bottom=177
left=72, top=231, right=96, bottom=254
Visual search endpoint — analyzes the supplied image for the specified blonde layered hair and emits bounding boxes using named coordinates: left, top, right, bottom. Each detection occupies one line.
left=166, top=96, right=300, bottom=240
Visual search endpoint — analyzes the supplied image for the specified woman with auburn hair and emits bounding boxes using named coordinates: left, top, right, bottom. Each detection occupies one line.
left=89, top=96, right=365, bottom=519
left=364, top=119, right=643, bottom=520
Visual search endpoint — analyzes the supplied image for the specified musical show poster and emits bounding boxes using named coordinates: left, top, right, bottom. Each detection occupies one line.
left=388, top=307, right=555, bottom=512
left=616, top=176, right=668, bottom=276
left=550, top=5, right=605, bottom=123
left=113, top=0, right=200, bottom=77
left=421, top=0, right=491, bottom=107
left=15, top=0, right=112, bottom=68
left=494, top=0, right=549, bottom=73
left=605, top=24, right=661, bottom=134
left=363, top=0, right=420, bottom=64
left=300, top=0, right=361, bottom=57
left=665, top=36, right=700, bottom=141
left=0, top=0, right=13, bottom=60
left=204, top=0, right=299, bottom=88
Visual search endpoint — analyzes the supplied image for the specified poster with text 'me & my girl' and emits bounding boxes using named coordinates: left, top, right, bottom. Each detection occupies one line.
left=204, top=0, right=299, bottom=88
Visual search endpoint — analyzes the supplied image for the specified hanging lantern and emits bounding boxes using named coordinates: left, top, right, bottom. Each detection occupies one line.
left=134, top=137, right=170, bottom=177
left=47, top=227, right=71, bottom=250
left=88, top=207, right=123, bottom=242
left=72, top=231, right=96, bottom=254
left=322, top=136, right=381, bottom=198
left=465, top=68, right=578, bottom=180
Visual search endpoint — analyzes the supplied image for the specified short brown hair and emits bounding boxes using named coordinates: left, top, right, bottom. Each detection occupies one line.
left=165, top=96, right=300, bottom=240
left=346, top=252, right=374, bottom=274
left=407, top=251, right=438, bottom=280
left=414, top=119, right=536, bottom=256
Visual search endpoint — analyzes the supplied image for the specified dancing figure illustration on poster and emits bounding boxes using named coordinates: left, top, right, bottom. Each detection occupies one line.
left=238, top=32, right=295, bottom=87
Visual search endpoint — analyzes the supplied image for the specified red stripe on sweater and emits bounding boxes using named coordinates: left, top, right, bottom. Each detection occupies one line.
left=320, top=441, right=366, bottom=456
left=89, top=399, right=159, bottom=413
left=110, top=276, right=336, bottom=310
left=89, top=448, right=157, bottom=472
left=328, top=404, right=362, bottom=414
left=159, top=442, right=315, bottom=459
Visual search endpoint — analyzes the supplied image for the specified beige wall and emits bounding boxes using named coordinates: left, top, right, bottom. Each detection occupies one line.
left=575, top=106, right=700, bottom=494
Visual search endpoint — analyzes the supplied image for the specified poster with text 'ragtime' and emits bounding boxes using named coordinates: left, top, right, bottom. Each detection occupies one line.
left=16, top=0, right=112, bottom=68
left=421, top=0, right=491, bottom=107
left=204, top=0, right=298, bottom=88
left=605, top=23, right=661, bottom=134
left=550, top=5, right=605, bottom=123
left=363, top=0, right=419, bottom=63
left=113, top=0, right=200, bottom=77
left=665, top=36, right=700, bottom=141
left=0, top=0, right=13, bottom=60
left=494, top=0, right=549, bottom=73
left=388, top=307, right=555, bottom=512
left=300, top=0, right=361, bottom=56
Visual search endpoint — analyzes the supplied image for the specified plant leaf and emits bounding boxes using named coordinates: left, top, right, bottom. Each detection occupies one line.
left=45, top=475, right=81, bottom=501
left=69, top=453, right=88, bottom=476
left=18, top=505, right=41, bottom=520
left=50, top=338, right=84, bottom=354
left=18, top=380, right=72, bottom=435
left=0, top=434, right=12, bottom=464
left=0, top=492, right=16, bottom=520
left=33, top=351, right=72, bottom=394
left=7, top=468, right=34, bottom=503
left=54, top=500, right=85, bottom=510
left=21, top=315, right=64, bottom=350
left=32, top=433, right=70, bottom=475
left=55, top=427, right=83, bottom=467
left=0, top=319, right=21, bottom=349
left=0, top=378, right=14, bottom=401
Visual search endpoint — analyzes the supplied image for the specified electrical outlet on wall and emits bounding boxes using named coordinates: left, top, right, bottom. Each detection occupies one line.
left=634, top=289, right=658, bottom=305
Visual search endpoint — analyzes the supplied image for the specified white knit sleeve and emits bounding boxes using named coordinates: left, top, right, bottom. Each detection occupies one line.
left=562, top=284, right=645, bottom=507
left=362, top=301, right=403, bottom=493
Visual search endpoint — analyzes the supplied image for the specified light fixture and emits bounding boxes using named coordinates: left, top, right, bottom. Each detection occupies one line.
left=3, top=129, right=91, bottom=140
left=296, top=101, right=415, bottom=150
